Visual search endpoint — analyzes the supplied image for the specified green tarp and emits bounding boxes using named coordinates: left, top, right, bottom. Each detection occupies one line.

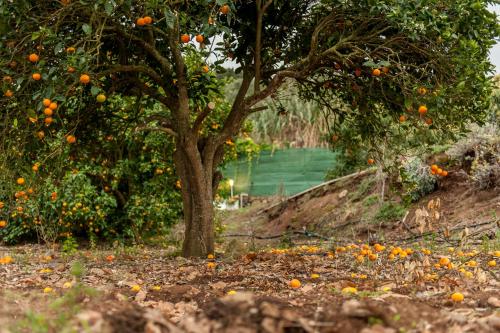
left=221, top=148, right=338, bottom=196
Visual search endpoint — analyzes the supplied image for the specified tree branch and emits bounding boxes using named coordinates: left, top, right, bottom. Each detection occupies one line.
left=135, top=125, right=178, bottom=137
left=97, top=65, right=164, bottom=87
left=193, top=102, right=216, bottom=133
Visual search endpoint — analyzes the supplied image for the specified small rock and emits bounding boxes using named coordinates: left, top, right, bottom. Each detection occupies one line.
left=487, top=297, right=500, bottom=308
left=211, top=281, right=227, bottom=290
left=339, top=190, right=348, bottom=198
left=260, top=301, right=281, bottom=318
left=341, top=299, right=373, bottom=318
left=261, top=317, right=277, bottom=333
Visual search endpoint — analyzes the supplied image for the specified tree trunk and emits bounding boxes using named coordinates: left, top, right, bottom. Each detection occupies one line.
left=174, top=140, right=216, bottom=258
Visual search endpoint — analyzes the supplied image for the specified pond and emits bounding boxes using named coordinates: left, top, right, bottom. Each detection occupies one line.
left=221, top=148, right=338, bottom=197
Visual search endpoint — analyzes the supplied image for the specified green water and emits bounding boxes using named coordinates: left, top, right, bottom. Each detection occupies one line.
left=221, top=148, right=338, bottom=196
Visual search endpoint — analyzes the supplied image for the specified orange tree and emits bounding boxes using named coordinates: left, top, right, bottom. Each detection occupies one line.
left=0, top=0, right=498, bottom=256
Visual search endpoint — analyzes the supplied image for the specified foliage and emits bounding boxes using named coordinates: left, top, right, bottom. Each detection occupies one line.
left=399, top=157, right=437, bottom=203
left=446, top=78, right=500, bottom=190
left=0, top=0, right=498, bottom=256
left=375, top=202, right=407, bottom=222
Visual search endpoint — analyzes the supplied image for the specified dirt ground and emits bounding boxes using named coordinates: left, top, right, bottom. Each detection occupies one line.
left=0, top=169, right=499, bottom=333
left=0, top=241, right=499, bottom=333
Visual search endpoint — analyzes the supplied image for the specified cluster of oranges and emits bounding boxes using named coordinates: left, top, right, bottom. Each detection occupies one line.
left=181, top=33, right=205, bottom=44
left=136, top=16, right=153, bottom=26
left=430, top=164, right=448, bottom=177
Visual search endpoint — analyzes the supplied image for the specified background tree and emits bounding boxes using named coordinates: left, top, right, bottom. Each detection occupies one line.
left=0, top=0, right=498, bottom=256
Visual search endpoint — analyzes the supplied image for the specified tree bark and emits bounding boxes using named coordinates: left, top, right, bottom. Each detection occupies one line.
left=174, top=139, right=216, bottom=257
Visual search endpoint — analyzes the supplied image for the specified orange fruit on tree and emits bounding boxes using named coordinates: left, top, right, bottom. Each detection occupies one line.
left=195, top=34, right=204, bottom=43
left=96, top=94, right=106, bottom=103
left=79, top=74, right=90, bottom=84
left=44, top=108, right=53, bottom=116
left=66, top=135, right=76, bottom=144
left=425, top=118, right=433, bottom=125
left=28, top=53, right=39, bottom=62
left=441, top=170, right=448, bottom=177
left=37, top=131, right=45, bottom=139
left=106, top=255, right=115, bottom=262
left=367, top=158, right=375, bottom=165
left=49, top=102, right=57, bottom=110
left=68, top=66, right=76, bottom=73
left=220, top=4, right=230, bottom=14
left=32, top=164, right=39, bottom=172
left=0, top=201, right=4, bottom=209
left=4, top=90, right=13, bottom=97
left=382, top=66, right=389, bottom=74
left=181, top=34, right=190, bottom=43
left=436, top=168, right=443, bottom=175
left=66, top=47, right=76, bottom=53
left=399, top=115, right=406, bottom=122
left=136, top=17, right=146, bottom=26
left=418, top=105, right=428, bottom=115
left=32, top=73, right=41, bottom=80
left=431, top=164, right=438, bottom=171
left=17, top=177, right=25, bottom=185
left=418, top=87, right=427, bottom=95
left=44, top=117, right=53, bottom=125
left=43, top=98, right=51, bottom=107
left=0, top=220, right=6, bottom=228
left=202, top=65, right=209, bottom=73
left=289, top=279, right=301, bottom=289
left=372, top=68, right=381, bottom=76
left=143, top=16, right=152, bottom=24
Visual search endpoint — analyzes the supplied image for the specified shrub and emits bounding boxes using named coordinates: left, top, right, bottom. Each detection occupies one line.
left=399, top=157, right=437, bottom=203
left=375, top=202, right=406, bottom=222
left=447, top=123, right=499, bottom=189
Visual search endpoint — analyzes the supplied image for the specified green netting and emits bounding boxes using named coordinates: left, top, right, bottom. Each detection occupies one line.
left=221, top=148, right=338, bottom=196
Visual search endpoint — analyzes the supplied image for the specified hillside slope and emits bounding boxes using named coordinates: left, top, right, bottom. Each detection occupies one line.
left=221, top=167, right=499, bottom=248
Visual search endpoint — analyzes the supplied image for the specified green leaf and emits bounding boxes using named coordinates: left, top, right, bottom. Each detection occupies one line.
left=82, top=23, right=92, bottom=35
left=90, top=86, right=100, bottom=96
left=363, top=60, right=376, bottom=68
left=13, top=118, right=17, bottom=128
left=104, top=2, right=113, bottom=15
left=164, top=8, right=176, bottom=29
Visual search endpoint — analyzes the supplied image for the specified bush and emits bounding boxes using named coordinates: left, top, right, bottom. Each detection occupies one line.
left=375, top=202, right=406, bottom=222
left=399, top=157, right=437, bottom=203
left=447, top=123, right=499, bottom=189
